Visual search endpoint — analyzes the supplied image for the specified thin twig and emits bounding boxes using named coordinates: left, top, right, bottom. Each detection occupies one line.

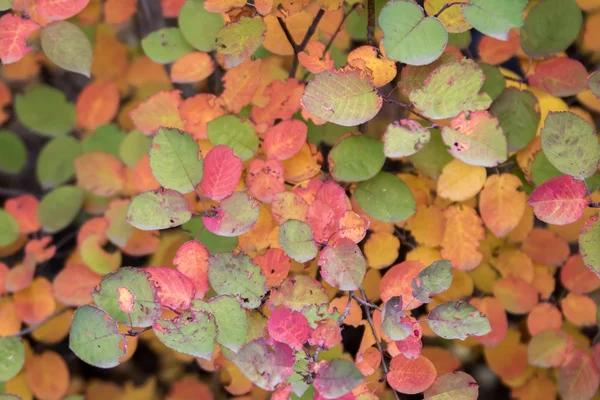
left=126, top=326, right=152, bottom=337
left=11, top=308, right=71, bottom=337
left=382, top=96, right=440, bottom=128
left=280, top=9, right=326, bottom=77
left=359, top=287, right=401, bottom=400
left=367, top=0, right=376, bottom=46
left=350, top=292, right=382, bottom=311
left=277, top=16, right=298, bottom=52
left=325, top=3, right=359, bottom=53
left=434, top=1, right=464, bottom=18
left=337, top=294, right=354, bottom=324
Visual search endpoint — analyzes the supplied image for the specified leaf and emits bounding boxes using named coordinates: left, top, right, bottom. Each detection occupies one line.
left=37, top=186, right=84, bottom=233
left=0, top=14, right=39, bottom=64
left=409, top=59, right=492, bottom=120
left=520, top=0, right=583, bottom=59
left=441, top=111, right=507, bottom=167
left=412, top=260, right=453, bottom=303
left=387, top=354, right=437, bottom=394
left=141, top=28, right=193, bottom=64
left=207, top=252, right=267, bottom=309
left=528, top=175, right=588, bottom=225
left=462, top=0, right=526, bottom=40
left=264, top=120, right=308, bottom=161
left=246, top=159, right=285, bottom=203
left=540, top=111, right=600, bottom=179
left=41, top=21, right=92, bottom=77
left=80, top=235, right=121, bottom=275
left=409, top=129, right=453, bottom=178
left=423, top=371, right=479, bottom=400
left=427, top=301, right=491, bottom=340
left=529, top=58, right=589, bottom=97
left=74, top=152, right=126, bottom=197
left=126, top=189, right=191, bottom=230
left=379, top=0, right=447, bottom=65
left=149, top=128, right=204, bottom=193
left=153, top=310, right=217, bottom=359
left=328, top=134, right=385, bottom=182
left=383, top=119, right=431, bottom=158
left=146, top=267, right=196, bottom=310
left=301, top=68, right=382, bottom=126
left=478, top=62, right=506, bottom=100
left=216, top=17, right=266, bottom=68
left=437, top=159, right=487, bottom=202
left=0, top=336, right=24, bottom=382
left=298, top=41, right=333, bottom=74
left=347, top=45, right=397, bottom=88
left=0, top=210, right=19, bottom=247
left=314, top=358, right=364, bottom=399
left=558, top=349, right=600, bottom=400
left=92, top=267, right=162, bottom=327
left=15, top=84, right=75, bottom=137
left=489, top=87, right=540, bottom=153
left=233, top=339, right=295, bottom=391
left=192, top=295, right=248, bottom=352
left=69, top=305, right=126, bottom=368
left=36, top=0, right=90, bottom=20
left=278, top=219, right=318, bottom=263
left=4, top=194, right=40, bottom=235
left=129, top=90, right=185, bottom=135
left=207, top=115, right=258, bottom=161
left=53, top=263, right=102, bottom=306
left=492, top=277, right=539, bottom=314
left=318, top=238, right=366, bottom=291
left=0, top=130, right=26, bottom=174
left=178, top=0, right=224, bottom=51
left=173, top=241, right=210, bottom=299
left=479, top=174, right=526, bottom=237
left=355, top=172, right=416, bottom=222
left=24, top=351, right=69, bottom=400
left=380, top=260, right=427, bottom=309
left=182, top=219, right=238, bottom=253
left=381, top=297, right=412, bottom=341
left=580, top=216, right=600, bottom=278
left=76, top=82, right=120, bottom=131
left=527, top=329, right=574, bottom=368
left=203, top=192, right=260, bottom=237
left=36, top=136, right=82, bottom=188
left=589, top=70, right=600, bottom=99
left=440, top=204, right=484, bottom=271
left=267, top=306, right=311, bottom=350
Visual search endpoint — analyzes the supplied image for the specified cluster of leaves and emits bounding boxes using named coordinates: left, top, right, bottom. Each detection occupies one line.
left=2, top=0, right=600, bottom=399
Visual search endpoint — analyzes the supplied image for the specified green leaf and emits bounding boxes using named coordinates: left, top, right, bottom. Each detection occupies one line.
left=216, top=17, right=266, bottom=68
left=142, top=28, right=193, bottom=64
left=207, top=115, right=258, bottom=161
left=119, top=129, right=152, bottom=168
left=383, top=120, right=431, bottom=158
left=441, top=111, right=507, bottom=167
left=38, top=186, right=84, bottom=233
left=153, top=310, right=217, bottom=359
left=301, top=68, right=382, bottom=126
left=207, top=252, right=267, bottom=309
left=412, top=260, right=453, bottom=303
left=531, top=149, right=562, bottom=186
left=478, top=62, right=506, bottom=101
left=182, top=219, right=238, bottom=253
left=92, top=267, right=162, bottom=327
left=580, top=216, right=600, bottom=278
left=408, top=129, right=453, bottom=179
left=36, top=136, right=82, bottom=189
left=448, top=31, right=472, bottom=49
left=0, top=0, right=13, bottom=11
left=69, top=305, right=126, bottom=368
left=540, top=111, right=600, bottom=179
left=0, top=337, right=24, bottom=382
left=381, top=297, right=412, bottom=341
left=178, top=0, right=224, bottom=51
left=202, top=192, right=259, bottom=237
left=409, top=59, right=492, bottom=119
left=234, top=339, right=295, bottom=390
left=520, top=0, right=582, bottom=59
left=150, top=128, right=204, bottom=193
left=278, top=219, right=318, bottom=263
left=589, top=70, right=600, bottom=99
left=15, top=84, right=75, bottom=137
left=427, top=301, right=491, bottom=340
left=355, top=172, right=416, bottom=222
left=490, top=87, right=540, bottom=153
left=268, top=275, right=329, bottom=312
left=379, top=0, right=447, bottom=65
left=41, top=21, right=92, bottom=77
left=0, top=210, right=19, bottom=247
left=0, top=130, right=26, bottom=174
left=126, top=189, right=192, bottom=230
left=462, top=0, right=526, bottom=41
left=313, top=358, right=364, bottom=399
left=83, top=124, right=126, bottom=158
left=192, top=295, right=249, bottom=352
left=328, top=134, right=385, bottom=182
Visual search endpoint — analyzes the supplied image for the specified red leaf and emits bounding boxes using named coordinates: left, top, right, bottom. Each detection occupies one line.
left=306, top=199, right=338, bottom=243
left=200, top=145, right=242, bottom=201
left=36, top=0, right=91, bottom=20
left=173, top=241, right=210, bottom=299
left=264, top=119, right=308, bottom=161
left=308, top=318, right=342, bottom=349
left=529, top=58, right=589, bottom=97
left=246, top=159, right=285, bottom=203
left=528, top=175, right=588, bottom=225
left=267, top=306, right=311, bottom=350
left=253, top=248, right=290, bottom=288
left=315, top=181, right=351, bottom=218
left=146, top=266, right=196, bottom=310
left=0, top=14, right=39, bottom=64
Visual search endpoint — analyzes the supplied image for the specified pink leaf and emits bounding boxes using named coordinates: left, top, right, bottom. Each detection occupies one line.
left=146, top=266, right=196, bottom=310
left=199, top=145, right=242, bottom=201
left=267, top=306, right=311, bottom=350
left=0, top=14, right=39, bottom=64
left=318, top=238, right=366, bottom=291
left=315, top=181, right=351, bottom=218
left=306, top=199, right=338, bottom=243
left=173, top=241, right=210, bottom=298
left=528, top=175, right=588, bottom=225
left=36, top=0, right=91, bottom=20
left=264, top=119, right=308, bottom=161
left=529, top=58, right=589, bottom=97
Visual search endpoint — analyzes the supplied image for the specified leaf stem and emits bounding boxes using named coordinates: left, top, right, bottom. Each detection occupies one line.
left=382, top=96, right=440, bottom=128
left=11, top=307, right=71, bottom=337
left=367, top=0, right=376, bottom=46
left=433, top=1, right=464, bottom=18
left=279, top=9, right=326, bottom=78
left=350, top=292, right=382, bottom=311
left=358, top=287, right=400, bottom=400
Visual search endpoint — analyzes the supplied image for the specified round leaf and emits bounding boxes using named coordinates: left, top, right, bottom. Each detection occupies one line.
left=355, top=172, right=416, bottom=222
left=126, top=189, right=192, bottom=230
left=490, top=87, right=540, bottom=153
left=38, top=186, right=84, bottom=233
left=412, top=260, right=453, bottom=303
left=0, top=210, right=19, bottom=247
left=0, top=130, right=26, bottom=174
left=36, top=136, right=82, bottom=189
left=15, top=84, right=75, bottom=137
left=387, top=354, right=437, bottom=395
left=383, top=119, right=431, bottom=158
left=153, top=310, right=217, bottom=359
left=427, top=301, right=492, bottom=340
left=207, top=115, right=258, bottom=161
left=216, top=17, right=266, bottom=68
left=202, top=192, right=260, bottom=237
left=328, top=134, right=385, bottom=182
left=182, top=219, right=238, bottom=253
left=423, top=371, right=479, bottom=400
left=462, top=0, right=526, bottom=41
left=178, top=0, right=224, bottom=51
left=41, top=21, right=92, bottom=77
left=318, top=238, right=366, bottom=291
left=278, top=219, right=318, bottom=263
left=192, top=295, right=249, bottom=352
left=141, top=28, right=193, bottom=64
left=233, top=339, right=295, bottom=391
left=0, top=336, right=24, bottom=382
left=314, top=358, right=364, bottom=399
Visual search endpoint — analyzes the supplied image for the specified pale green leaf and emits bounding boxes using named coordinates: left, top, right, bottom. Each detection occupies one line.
left=0, top=210, right=19, bottom=247
left=192, top=295, right=249, bottom=352
left=427, top=301, right=491, bottom=340
left=179, top=0, right=224, bottom=52
left=589, top=70, right=600, bottom=99
left=314, top=358, right=364, bottom=399
left=15, top=84, right=75, bottom=137
left=207, top=115, right=258, bottom=161
left=383, top=120, right=431, bottom=158
left=38, top=186, right=84, bottom=233
left=36, top=136, right=82, bottom=189
left=580, top=216, right=600, bottom=278
left=278, top=219, right=318, bottom=263
left=216, top=17, right=266, bottom=68
left=412, top=260, right=453, bottom=303
left=126, top=189, right=192, bottom=230
left=202, top=192, right=259, bottom=237
left=153, top=310, right=217, bottom=359
left=0, top=337, right=24, bottom=382
left=462, top=0, right=526, bottom=41
left=41, top=21, right=92, bottom=77
left=408, top=129, right=453, bottom=179
left=142, top=28, right=193, bottom=64
left=234, top=339, right=295, bottom=390
left=318, top=238, right=366, bottom=290
left=381, top=297, right=412, bottom=341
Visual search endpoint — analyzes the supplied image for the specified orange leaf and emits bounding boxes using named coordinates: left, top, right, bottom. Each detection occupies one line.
left=13, top=277, right=56, bottom=325
left=440, top=205, right=485, bottom=271
left=387, top=354, right=437, bottom=394
left=250, top=78, right=304, bottom=128
left=74, top=152, right=126, bottom=197
left=104, top=0, right=136, bottom=24
left=484, top=329, right=528, bottom=381
left=479, top=174, right=526, bottom=238
left=53, top=263, right=102, bottom=306
left=0, top=297, right=22, bottom=336
left=25, top=351, right=69, bottom=400
left=560, top=254, right=600, bottom=294
left=493, top=277, right=538, bottom=315
left=347, top=45, right=397, bottom=88
left=147, top=266, right=196, bottom=310
left=0, top=80, right=11, bottom=124
left=247, top=159, right=286, bottom=203
left=477, top=29, right=520, bottom=65
left=129, top=90, right=184, bottom=135
left=558, top=349, right=600, bottom=400
left=254, top=248, right=291, bottom=288
left=298, top=41, right=333, bottom=74
left=76, top=81, right=120, bottom=131
left=0, top=14, right=39, bottom=64
left=264, top=119, right=308, bottom=161
left=91, top=26, right=130, bottom=82
left=4, top=194, right=41, bottom=234
left=180, top=94, right=227, bottom=140
left=380, top=261, right=426, bottom=310
left=220, top=58, right=262, bottom=114
left=527, top=302, right=562, bottom=336
left=4, top=259, right=35, bottom=292
left=173, top=241, right=210, bottom=298
left=561, top=292, right=597, bottom=327
left=171, top=52, right=215, bottom=83
left=522, top=228, right=570, bottom=266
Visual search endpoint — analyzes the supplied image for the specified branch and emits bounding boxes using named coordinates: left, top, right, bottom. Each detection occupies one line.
left=350, top=292, right=382, bottom=311
left=382, top=96, right=440, bottom=128
left=367, top=0, right=376, bottom=46
left=358, top=287, right=401, bottom=400
left=11, top=308, right=71, bottom=337
left=324, top=3, right=359, bottom=53
left=337, top=294, right=354, bottom=324
left=279, top=9, right=326, bottom=77
left=434, top=1, right=464, bottom=18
